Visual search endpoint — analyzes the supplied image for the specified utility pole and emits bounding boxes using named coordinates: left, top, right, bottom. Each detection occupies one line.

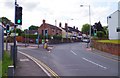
left=80, top=5, right=92, bottom=48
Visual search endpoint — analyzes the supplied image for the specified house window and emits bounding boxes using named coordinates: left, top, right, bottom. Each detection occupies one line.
left=45, top=30, right=48, bottom=36
left=52, top=29, right=54, bottom=32
left=42, top=30, right=44, bottom=36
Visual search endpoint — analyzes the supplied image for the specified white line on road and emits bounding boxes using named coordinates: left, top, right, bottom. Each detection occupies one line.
left=82, top=57, right=107, bottom=69
left=71, top=50, right=77, bottom=55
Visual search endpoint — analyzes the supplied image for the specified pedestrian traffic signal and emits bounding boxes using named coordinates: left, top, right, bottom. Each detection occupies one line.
left=6, top=24, right=10, bottom=33
left=15, top=6, right=22, bottom=25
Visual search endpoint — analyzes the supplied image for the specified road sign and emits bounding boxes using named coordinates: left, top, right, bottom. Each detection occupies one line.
left=10, top=33, right=18, bottom=36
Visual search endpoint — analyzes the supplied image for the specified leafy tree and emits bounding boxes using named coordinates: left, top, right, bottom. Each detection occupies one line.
left=103, top=26, right=108, bottom=38
left=93, top=21, right=103, bottom=31
left=0, top=17, right=13, bottom=26
left=29, top=25, right=39, bottom=30
left=81, top=24, right=90, bottom=34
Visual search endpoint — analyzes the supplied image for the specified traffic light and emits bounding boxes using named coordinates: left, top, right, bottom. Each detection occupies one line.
left=15, top=6, right=22, bottom=25
left=6, top=24, right=10, bottom=33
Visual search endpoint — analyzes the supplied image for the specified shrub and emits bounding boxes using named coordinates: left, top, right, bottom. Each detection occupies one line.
left=53, top=35, right=62, bottom=40
left=96, top=31, right=105, bottom=38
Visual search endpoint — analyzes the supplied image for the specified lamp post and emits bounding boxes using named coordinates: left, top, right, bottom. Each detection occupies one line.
left=80, top=5, right=91, bottom=48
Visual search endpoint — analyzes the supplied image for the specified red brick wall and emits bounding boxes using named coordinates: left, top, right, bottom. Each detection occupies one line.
left=16, top=36, right=23, bottom=42
left=92, top=40, right=120, bottom=56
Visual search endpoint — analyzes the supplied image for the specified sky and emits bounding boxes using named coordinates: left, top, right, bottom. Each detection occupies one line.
left=0, top=0, right=120, bottom=30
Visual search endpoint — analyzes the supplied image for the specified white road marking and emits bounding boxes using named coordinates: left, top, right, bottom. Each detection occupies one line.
left=20, top=58, right=30, bottom=62
left=71, top=50, right=77, bottom=55
left=82, top=57, right=107, bottom=69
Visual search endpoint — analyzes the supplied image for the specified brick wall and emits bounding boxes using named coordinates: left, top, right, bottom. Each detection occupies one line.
left=92, top=40, right=120, bottom=56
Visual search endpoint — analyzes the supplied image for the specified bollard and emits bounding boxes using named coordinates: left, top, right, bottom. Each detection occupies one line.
left=8, top=65, right=14, bottom=78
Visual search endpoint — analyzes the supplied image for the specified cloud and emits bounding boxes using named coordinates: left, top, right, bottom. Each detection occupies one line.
left=22, top=1, right=40, bottom=11
left=0, top=0, right=119, bottom=30
left=3, top=0, right=14, bottom=9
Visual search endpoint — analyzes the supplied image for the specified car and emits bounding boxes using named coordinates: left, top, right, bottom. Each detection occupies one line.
left=82, top=39, right=90, bottom=43
left=29, top=39, right=34, bottom=43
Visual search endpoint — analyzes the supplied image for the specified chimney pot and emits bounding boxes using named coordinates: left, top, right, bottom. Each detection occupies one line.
left=59, top=22, right=62, bottom=27
left=43, top=19, right=45, bottom=24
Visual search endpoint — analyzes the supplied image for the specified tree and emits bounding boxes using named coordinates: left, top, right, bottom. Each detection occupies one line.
left=29, top=25, right=39, bottom=30
left=103, top=26, right=108, bottom=38
left=81, top=24, right=90, bottom=34
left=0, top=17, right=13, bottom=26
left=93, top=21, right=103, bottom=31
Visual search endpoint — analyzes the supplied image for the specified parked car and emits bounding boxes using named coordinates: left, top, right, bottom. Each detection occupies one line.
left=29, top=39, right=34, bottom=43
left=82, top=39, right=90, bottom=43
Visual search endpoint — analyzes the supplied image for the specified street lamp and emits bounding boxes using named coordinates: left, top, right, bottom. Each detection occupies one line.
left=80, top=4, right=92, bottom=48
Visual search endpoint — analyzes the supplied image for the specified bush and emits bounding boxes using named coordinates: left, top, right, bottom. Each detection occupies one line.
left=53, top=35, right=62, bottom=40
left=21, top=34, right=52, bottom=39
left=96, top=31, right=105, bottom=38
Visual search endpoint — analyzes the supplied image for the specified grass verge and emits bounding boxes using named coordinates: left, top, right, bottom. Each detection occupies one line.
left=0, top=61, right=2, bottom=77
left=97, top=40, right=120, bottom=44
left=2, top=51, right=13, bottom=77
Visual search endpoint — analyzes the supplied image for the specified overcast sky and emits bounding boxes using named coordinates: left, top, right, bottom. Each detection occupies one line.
left=0, top=0, right=119, bottom=30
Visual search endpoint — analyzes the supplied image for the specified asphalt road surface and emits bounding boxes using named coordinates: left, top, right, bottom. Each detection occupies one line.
left=18, top=42, right=119, bottom=76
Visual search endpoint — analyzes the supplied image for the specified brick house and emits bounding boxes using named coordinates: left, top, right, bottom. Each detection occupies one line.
left=58, top=22, right=82, bottom=39
left=38, top=20, right=62, bottom=38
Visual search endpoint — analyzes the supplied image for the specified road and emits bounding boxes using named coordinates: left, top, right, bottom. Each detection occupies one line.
left=18, top=42, right=119, bottom=76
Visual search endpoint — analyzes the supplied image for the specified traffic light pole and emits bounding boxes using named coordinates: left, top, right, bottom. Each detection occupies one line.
left=13, top=0, right=17, bottom=68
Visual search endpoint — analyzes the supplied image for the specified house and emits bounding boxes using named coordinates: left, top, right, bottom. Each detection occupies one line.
left=108, top=2, right=120, bottom=40
left=25, top=30, right=38, bottom=35
left=58, top=22, right=82, bottom=39
left=38, top=20, right=62, bottom=38
left=58, top=23, right=71, bottom=38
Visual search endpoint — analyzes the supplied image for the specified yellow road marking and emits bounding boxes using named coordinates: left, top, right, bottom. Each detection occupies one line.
left=18, top=51, right=60, bottom=78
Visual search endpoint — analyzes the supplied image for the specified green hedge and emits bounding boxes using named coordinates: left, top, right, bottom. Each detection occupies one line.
left=96, top=31, right=105, bottom=38
left=21, top=34, right=62, bottom=40
left=53, top=35, right=62, bottom=40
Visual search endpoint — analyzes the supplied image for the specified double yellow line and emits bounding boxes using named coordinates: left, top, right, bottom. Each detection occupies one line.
left=18, top=51, right=60, bottom=78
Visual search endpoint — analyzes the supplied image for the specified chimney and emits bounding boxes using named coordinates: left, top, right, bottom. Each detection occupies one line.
left=65, top=23, right=68, bottom=29
left=76, top=27, right=78, bottom=30
left=43, top=19, right=45, bottom=24
left=59, top=22, right=62, bottom=27
left=73, top=26, right=75, bottom=29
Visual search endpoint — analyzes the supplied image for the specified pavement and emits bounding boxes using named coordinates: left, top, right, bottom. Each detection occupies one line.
left=14, top=45, right=48, bottom=77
